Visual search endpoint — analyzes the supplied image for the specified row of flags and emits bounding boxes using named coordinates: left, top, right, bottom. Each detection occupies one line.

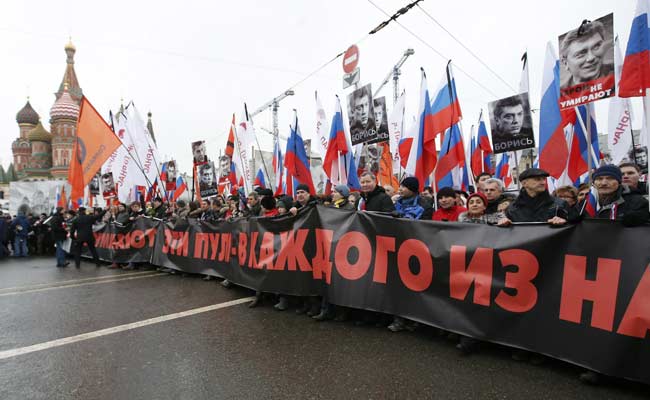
left=64, top=0, right=650, bottom=207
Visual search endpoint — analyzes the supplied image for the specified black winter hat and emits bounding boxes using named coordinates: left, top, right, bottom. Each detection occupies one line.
left=592, top=165, right=622, bottom=183
left=295, top=183, right=310, bottom=193
left=261, top=195, right=276, bottom=210
left=400, top=176, right=420, bottom=194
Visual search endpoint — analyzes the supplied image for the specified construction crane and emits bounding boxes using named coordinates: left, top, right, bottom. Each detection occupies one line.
left=373, top=48, right=414, bottom=104
left=250, top=89, right=295, bottom=137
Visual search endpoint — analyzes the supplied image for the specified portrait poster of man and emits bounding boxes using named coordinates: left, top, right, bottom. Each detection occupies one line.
left=89, top=173, right=100, bottom=195
left=101, top=172, right=117, bottom=200
left=191, top=140, right=208, bottom=165
left=558, top=13, right=615, bottom=110
left=488, top=93, right=535, bottom=154
left=348, top=83, right=377, bottom=145
left=198, top=161, right=218, bottom=198
left=303, top=139, right=312, bottom=160
left=164, top=160, right=177, bottom=191
left=629, top=145, right=649, bottom=175
left=358, top=143, right=383, bottom=175
left=369, top=96, right=389, bottom=144
left=217, top=155, right=234, bottom=194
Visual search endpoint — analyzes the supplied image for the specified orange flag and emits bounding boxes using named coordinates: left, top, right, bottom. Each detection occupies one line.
left=68, top=97, right=122, bottom=201
left=378, top=142, right=399, bottom=189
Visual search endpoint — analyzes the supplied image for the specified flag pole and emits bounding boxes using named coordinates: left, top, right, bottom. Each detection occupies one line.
left=232, top=106, right=251, bottom=195
left=513, top=151, right=521, bottom=190
left=586, top=105, right=593, bottom=188
left=255, top=134, right=275, bottom=192
left=109, top=110, right=159, bottom=202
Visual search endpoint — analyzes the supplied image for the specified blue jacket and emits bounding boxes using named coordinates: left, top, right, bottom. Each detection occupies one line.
left=11, top=215, right=30, bottom=238
left=395, top=195, right=425, bottom=220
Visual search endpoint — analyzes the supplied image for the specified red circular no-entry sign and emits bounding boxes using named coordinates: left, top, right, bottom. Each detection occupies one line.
left=342, top=45, right=359, bottom=74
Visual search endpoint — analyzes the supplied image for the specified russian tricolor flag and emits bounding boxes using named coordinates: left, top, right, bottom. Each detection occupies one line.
left=284, top=111, right=316, bottom=194
left=495, top=152, right=513, bottom=189
left=403, top=68, right=440, bottom=185
left=619, top=0, right=650, bottom=97
left=272, top=139, right=283, bottom=196
left=170, top=176, right=187, bottom=201
left=538, top=42, right=570, bottom=179
left=322, top=97, right=360, bottom=190
left=567, top=105, right=601, bottom=185
left=430, top=63, right=462, bottom=139
left=470, top=112, right=493, bottom=177
left=435, top=124, right=469, bottom=190
left=254, top=167, right=266, bottom=189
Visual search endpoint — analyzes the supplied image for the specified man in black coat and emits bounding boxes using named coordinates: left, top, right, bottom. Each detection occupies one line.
left=498, top=168, right=574, bottom=226
left=359, top=171, right=394, bottom=212
left=70, top=207, right=107, bottom=268
left=49, top=207, right=69, bottom=267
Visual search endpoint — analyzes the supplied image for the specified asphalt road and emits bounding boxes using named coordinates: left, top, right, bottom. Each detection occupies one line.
left=0, top=257, right=648, bottom=400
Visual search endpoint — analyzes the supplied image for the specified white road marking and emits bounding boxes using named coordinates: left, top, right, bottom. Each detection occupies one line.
left=0, top=296, right=254, bottom=361
left=0, top=270, right=158, bottom=293
left=0, top=273, right=167, bottom=297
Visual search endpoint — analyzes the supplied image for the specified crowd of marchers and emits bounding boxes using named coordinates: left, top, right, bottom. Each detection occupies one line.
left=0, top=161, right=647, bottom=386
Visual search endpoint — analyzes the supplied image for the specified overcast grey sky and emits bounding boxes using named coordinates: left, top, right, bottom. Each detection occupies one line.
left=0, top=0, right=638, bottom=174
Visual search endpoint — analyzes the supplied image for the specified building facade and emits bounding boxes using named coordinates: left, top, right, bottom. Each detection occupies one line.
left=12, top=40, right=82, bottom=181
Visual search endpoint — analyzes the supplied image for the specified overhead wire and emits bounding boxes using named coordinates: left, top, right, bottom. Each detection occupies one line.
left=365, top=0, right=500, bottom=99
left=415, top=3, right=518, bottom=94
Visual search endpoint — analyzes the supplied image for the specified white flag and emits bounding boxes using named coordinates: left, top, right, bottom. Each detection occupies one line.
left=102, top=113, right=142, bottom=204
left=388, top=91, right=406, bottom=175
left=126, top=105, right=161, bottom=190
left=314, top=91, right=329, bottom=159
left=234, top=105, right=255, bottom=193
left=608, top=37, right=634, bottom=165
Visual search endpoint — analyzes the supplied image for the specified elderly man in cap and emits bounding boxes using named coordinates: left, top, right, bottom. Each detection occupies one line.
left=587, top=165, right=649, bottom=225
left=498, top=168, right=573, bottom=226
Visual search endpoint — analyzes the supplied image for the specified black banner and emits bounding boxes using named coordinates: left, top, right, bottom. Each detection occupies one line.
left=97, top=207, right=650, bottom=384
left=86, top=217, right=157, bottom=263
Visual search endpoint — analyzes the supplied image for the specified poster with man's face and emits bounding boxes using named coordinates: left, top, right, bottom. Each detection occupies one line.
left=358, top=143, right=383, bottom=175
left=348, top=83, right=376, bottom=145
left=558, top=13, right=614, bottom=109
left=369, top=97, right=389, bottom=144
left=488, top=93, right=535, bottom=154
left=89, top=174, right=100, bottom=195
left=198, top=161, right=218, bottom=198
left=164, top=161, right=177, bottom=191
left=629, top=145, right=649, bottom=174
left=101, top=172, right=117, bottom=200
left=192, top=140, right=208, bottom=164
left=303, top=139, right=312, bottom=159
